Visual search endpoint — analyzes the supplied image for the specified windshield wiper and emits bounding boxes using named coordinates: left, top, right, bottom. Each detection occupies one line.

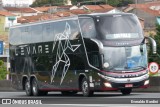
left=124, top=66, right=146, bottom=70
left=132, top=66, right=146, bottom=70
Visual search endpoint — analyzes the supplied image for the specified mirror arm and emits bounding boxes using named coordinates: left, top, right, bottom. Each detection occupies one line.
left=145, top=36, right=157, bottom=54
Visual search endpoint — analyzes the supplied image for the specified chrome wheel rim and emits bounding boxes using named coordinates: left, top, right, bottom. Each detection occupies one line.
left=82, top=81, right=88, bottom=94
left=32, top=81, right=37, bottom=95
left=25, top=81, right=30, bottom=94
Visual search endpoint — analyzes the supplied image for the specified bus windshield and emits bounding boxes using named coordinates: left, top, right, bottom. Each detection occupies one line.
left=102, top=44, right=147, bottom=71
left=96, top=14, right=143, bottom=40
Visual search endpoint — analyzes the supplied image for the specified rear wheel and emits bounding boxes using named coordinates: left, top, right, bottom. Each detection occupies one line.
left=32, top=78, right=40, bottom=96
left=121, top=88, right=132, bottom=95
left=25, top=80, right=32, bottom=96
left=32, top=78, right=48, bottom=96
left=81, top=78, right=94, bottom=97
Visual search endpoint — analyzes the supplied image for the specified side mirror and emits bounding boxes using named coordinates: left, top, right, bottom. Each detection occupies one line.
left=140, top=44, right=143, bottom=53
left=145, top=36, right=157, bottom=54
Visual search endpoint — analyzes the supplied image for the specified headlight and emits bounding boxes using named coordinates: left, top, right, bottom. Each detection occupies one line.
left=103, top=62, right=109, bottom=68
left=104, top=82, right=112, bottom=88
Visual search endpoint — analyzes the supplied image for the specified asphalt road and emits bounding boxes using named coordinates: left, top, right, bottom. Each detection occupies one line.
left=0, top=91, right=160, bottom=98
left=0, top=91, right=159, bottom=106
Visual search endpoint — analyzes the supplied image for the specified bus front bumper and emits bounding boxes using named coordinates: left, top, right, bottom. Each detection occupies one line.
left=98, top=73, right=149, bottom=89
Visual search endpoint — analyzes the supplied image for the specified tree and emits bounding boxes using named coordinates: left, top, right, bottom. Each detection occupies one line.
left=107, top=0, right=133, bottom=7
left=148, top=24, right=160, bottom=64
left=117, top=0, right=133, bottom=7
left=71, top=0, right=92, bottom=5
left=30, top=0, right=133, bottom=7
left=0, top=60, right=8, bottom=80
left=31, top=0, right=65, bottom=7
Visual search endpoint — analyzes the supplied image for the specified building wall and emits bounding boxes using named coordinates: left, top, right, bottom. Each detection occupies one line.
left=107, top=9, right=122, bottom=13
left=21, top=13, right=37, bottom=17
left=10, top=12, right=37, bottom=17
left=0, top=16, right=6, bottom=35
left=2, top=0, right=34, bottom=7
left=4, top=16, right=17, bottom=28
left=0, top=15, right=17, bottom=35
left=129, top=9, right=156, bottom=30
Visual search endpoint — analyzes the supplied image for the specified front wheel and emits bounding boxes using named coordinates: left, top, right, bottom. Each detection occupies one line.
left=121, top=88, right=132, bottom=95
left=81, top=78, right=94, bottom=97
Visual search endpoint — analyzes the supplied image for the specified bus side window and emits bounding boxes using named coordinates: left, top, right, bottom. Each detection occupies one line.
left=21, top=27, right=31, bottom=44
left=10, top=28, right=21, bottom=45
left=79, top=18, right=96, bottom=38
left=31, top=25, right=43, bottom=43
left=74, top=54, right=85, bottom=70
left=89, top=54, right=100, bottom=68
left=34, top=56, right=53, bottom=72
left=43, top=23, right=55, bottom=42
left=68, top=20, right=81, bottom=40
left=53, top=21, right=66, bottom=40
left=10, top=59, right=15, bottom=73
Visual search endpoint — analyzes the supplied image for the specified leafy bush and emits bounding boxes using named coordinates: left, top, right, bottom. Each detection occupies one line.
left=0, top=60, right=8, bottom=80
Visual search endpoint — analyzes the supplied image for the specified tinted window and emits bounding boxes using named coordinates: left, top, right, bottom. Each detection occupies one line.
left=96, top=14, right=143, bottom=40
left=79, top=18, right=96, bottom=38
left=21, top=27, right=31, bottom=44
left=68, top=20, right=80, bottom=40
left=9, top=28, right=21, bottom=45
left=43, top=23, right=55, bottom=41
left=31, top=25, right=43, bottom=43
left=74, top=54, right=85, bottom=70
left=88, top=53, right=100, bottom=68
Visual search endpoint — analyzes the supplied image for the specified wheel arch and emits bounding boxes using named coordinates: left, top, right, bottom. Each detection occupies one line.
left=30, top=75, right=37, bottom=85
left=22, top=76, right=28, bottom=90
left=78, top=73, right=87, bottom=90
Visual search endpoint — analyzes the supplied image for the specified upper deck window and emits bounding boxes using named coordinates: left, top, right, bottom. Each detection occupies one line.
left=79, top=17, right=96, bottom=38
left=95, top=14, right=143, bottom=40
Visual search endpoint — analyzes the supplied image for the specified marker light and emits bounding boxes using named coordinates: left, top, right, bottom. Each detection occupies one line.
left=144, top=80, right=149, bottom=85
left=104, top=82, right=112, bottom=88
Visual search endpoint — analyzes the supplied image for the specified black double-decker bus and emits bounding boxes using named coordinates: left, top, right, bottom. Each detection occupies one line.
left=9, top=13, right=156, bottom=96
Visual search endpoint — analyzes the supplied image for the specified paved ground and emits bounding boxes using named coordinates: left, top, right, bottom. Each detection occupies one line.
left=0, top=91, right=159, bottom=106
left=0, top=91, right=160, bottom=98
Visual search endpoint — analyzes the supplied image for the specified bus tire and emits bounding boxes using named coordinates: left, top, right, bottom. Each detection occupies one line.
left=25, top=80, right=32, bottom=96
left=81, top=78, right=94, bottom=97
left=121, top=88, right=132, bottom=95
left=32, top=78, right=41, bottom=96
left=61, top=91, right=78, bottom=96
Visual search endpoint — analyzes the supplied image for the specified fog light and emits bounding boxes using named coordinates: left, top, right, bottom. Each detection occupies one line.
left=144, top=80, right=149, bottom=85
left=104, top=82, right=112, bottom=88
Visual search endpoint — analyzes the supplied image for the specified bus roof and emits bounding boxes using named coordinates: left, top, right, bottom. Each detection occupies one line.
left=78, top=12, right=136, bottom=18
left=10, top=12, right=135, bottom=29
left=10, top=15, right=78, bottom=29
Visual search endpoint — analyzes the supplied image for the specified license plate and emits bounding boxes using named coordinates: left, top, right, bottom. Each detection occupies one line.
left=125, top=84, right=133, bottom=87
